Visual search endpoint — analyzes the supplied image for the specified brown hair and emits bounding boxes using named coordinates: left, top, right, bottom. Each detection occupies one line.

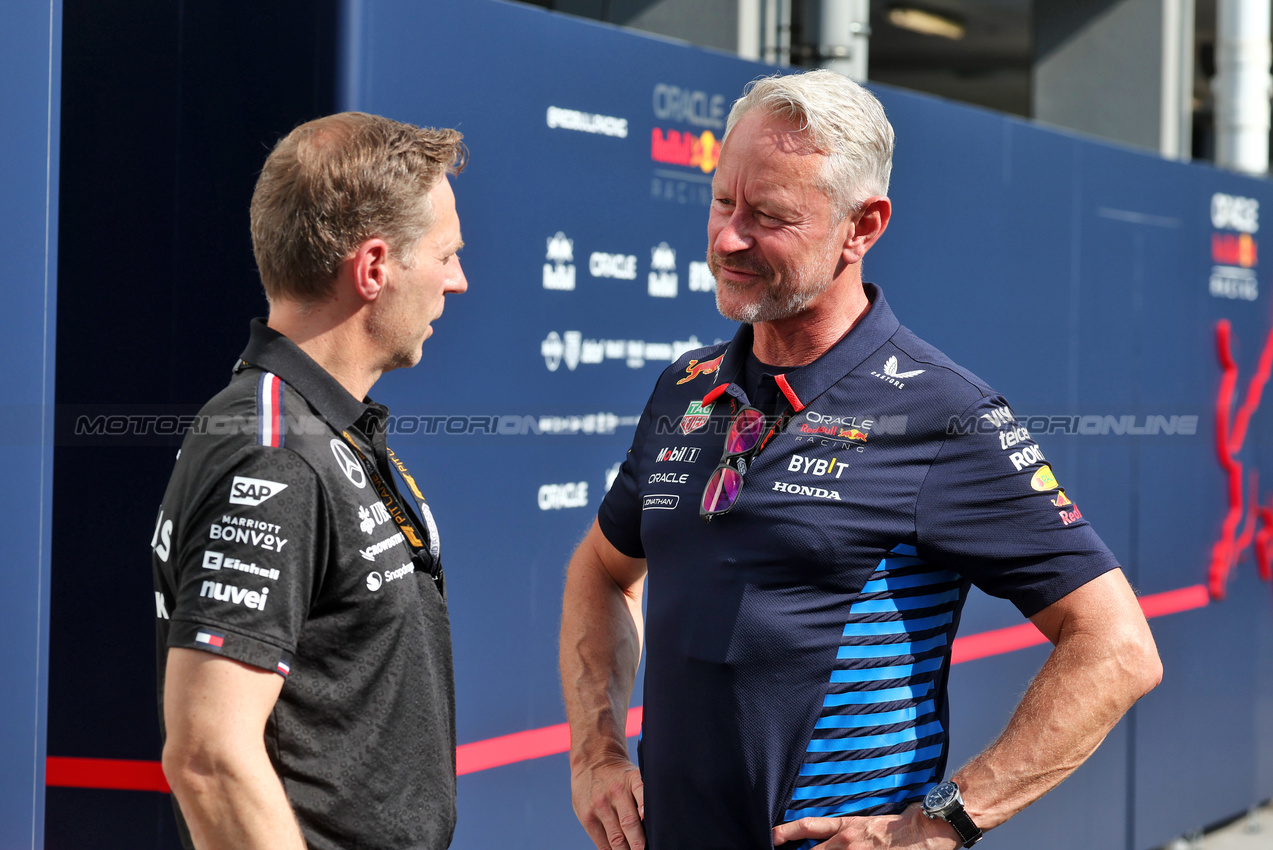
left=250, top=112, right=467, bottom=302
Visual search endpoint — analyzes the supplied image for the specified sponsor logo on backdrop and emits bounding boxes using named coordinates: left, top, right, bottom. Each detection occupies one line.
left=680, top=401, right=715, bottom=434
left=676, top=354, right=723, bottom=384
left=546, top=106, right=629, bottom=138
left=590, top=252, right=638, bottom=280
left=538, top=482, right=588, bottom=510
left=330, top=439, right=367, bottom=488
left=688, top=261, right=715, bottom=292
left=228, top=476, right=287, bottom=507
left=871, top=356, right=925, bottom=389
left=651, top=128, right=720, bottom=173
left=649, top=243, right=678, bottom=297
left=544, top=232, right=576, bottom=291
left=643, top=494, right=680, bottom=510
left=1210, top=192, right=1260, bottom=301
left=541, top=331, right=704, bottom=371
left=652, top=84, right=726, bottom=129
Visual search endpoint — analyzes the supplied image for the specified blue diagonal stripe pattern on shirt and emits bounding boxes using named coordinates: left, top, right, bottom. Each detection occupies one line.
left=787, top=551, right=963, bottom=820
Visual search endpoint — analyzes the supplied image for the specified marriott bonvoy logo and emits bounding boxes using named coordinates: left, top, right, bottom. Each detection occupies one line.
left=871, top=356, right=925, bottom=389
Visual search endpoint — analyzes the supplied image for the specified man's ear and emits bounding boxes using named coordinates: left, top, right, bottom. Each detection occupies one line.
left=349, top=238, right=393, bottom=302
left=842, top=196, right=892, bottom=265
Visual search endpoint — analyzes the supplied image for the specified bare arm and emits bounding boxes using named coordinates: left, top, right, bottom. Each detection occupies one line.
left=560, top=518, right=649, bottom=850
left=162, top=648, right=306, bottom=850
left=773, top=568, right=1163, bottom=848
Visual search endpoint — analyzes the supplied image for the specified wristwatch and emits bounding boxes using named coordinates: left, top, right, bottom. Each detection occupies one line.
left=921, top=780, right=983, bottom=848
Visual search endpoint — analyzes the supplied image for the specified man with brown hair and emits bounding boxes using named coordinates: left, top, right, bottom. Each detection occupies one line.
left=152, top=112, right=467, bottom=850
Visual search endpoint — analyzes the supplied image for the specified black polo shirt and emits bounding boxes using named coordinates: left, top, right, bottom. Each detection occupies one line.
left=598, top=283, right=1117, bottom=849
left=152, top=319, right=455, bottom=850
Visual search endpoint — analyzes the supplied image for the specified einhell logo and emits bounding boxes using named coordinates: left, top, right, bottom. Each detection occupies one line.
left=1209, top=192, right=1260, bottom=301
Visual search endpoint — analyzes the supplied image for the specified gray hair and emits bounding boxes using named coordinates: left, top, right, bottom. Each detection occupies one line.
left=725, top=69, right=894, bottom=218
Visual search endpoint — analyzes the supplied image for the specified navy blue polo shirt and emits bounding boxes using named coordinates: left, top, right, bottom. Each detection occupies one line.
left=598, top=283, right=1117, bottom=849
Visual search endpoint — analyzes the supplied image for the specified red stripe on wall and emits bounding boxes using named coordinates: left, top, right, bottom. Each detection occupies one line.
left=41, top=584, right=1211, bottom=790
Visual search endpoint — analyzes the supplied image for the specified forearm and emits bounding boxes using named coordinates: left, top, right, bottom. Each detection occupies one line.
left=165, top=748, right=306, bottom=850
left=953, top=576, right=1161, bottom=829
left=560, top=537, right=645, bottom=769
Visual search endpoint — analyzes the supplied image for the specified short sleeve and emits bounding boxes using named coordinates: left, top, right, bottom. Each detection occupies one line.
left=597, top=393, right=658, bottom=559
left=167, top=447, right=324, bottom=674
left=914, top=395, right=1119, bottom=617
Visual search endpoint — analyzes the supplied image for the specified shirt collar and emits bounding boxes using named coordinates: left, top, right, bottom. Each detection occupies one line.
left=701, top=282, right=899, bottom=412
left=238, top=318, right=371, bottom=432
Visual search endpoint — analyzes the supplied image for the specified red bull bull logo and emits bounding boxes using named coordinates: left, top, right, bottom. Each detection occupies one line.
left=676, top=354, right=723, bottom=385
left=651, top=128, right=719, bottom=173
left=839, top=428, right=868, bottom=444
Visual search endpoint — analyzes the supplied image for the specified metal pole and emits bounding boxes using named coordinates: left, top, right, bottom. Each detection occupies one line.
left=816, top=0, right=870, bottom=81
left=1214, top=0, right=1272, bottom=174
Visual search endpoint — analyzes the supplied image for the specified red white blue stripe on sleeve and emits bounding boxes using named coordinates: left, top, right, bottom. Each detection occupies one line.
left=194, top=628, right=225, bottom=649
left=256, top=372, right=286, bottom=448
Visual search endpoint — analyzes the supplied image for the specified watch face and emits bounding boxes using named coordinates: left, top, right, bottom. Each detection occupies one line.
left=925, top=781, right=958, bottom=811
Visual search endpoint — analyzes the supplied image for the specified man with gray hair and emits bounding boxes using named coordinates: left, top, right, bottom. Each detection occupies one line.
left=561, top=70, right=1160, bottom=849
left=154, top=112, right=467, bottom=849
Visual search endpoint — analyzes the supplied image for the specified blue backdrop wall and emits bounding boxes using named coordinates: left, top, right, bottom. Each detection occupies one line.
left=13, top=0, right=1273, bottom=848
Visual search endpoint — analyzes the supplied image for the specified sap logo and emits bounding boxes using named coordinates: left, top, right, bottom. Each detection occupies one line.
left=787, top=454, right=847, bottom=479
left=544, top=232, right=576, bottom=291
left=688, top=261, right=715, bottom=292
left=151, top=508, right=173, bottom=563
left=228, top=476, right=288, bottom=507
left=1212, top=193, right=1259, bottom=233
left=200, top=580, right=269, bottom=610
left=208, top=523, right=288, bottom=552
left=656, top=446, right=701, bottom=463
left=538, top=482, right=589, bottom=510
left=642, top=494, right=680, bottom=510
left=772, top=481, right=842, bottom=500
left=649, top=243, right=677, bottom=298
left=998, top=425, right=1031, bottom=451
left=1059, top=505, right=1084, bottom=525
left=871, top=356, right=925, bottom=388
left=652, top=84, right=726, bottom=129
left=358, top=502, right=391, bottom=535
left=1010, top=445, right=1047, bottom=471
left=648, top=472, right=689, bottom=485
left=590, top=252, right=638, bottom=280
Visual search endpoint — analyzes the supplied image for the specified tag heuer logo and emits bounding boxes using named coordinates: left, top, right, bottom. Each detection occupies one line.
left=680, top=401, right=714, bottom=434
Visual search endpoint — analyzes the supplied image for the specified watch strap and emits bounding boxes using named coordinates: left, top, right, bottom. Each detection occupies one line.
left=945, top=807, right=982, bottom=848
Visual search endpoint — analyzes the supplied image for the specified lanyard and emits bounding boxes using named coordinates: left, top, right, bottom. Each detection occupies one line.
left=340, top=430, right=444, bottom=592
